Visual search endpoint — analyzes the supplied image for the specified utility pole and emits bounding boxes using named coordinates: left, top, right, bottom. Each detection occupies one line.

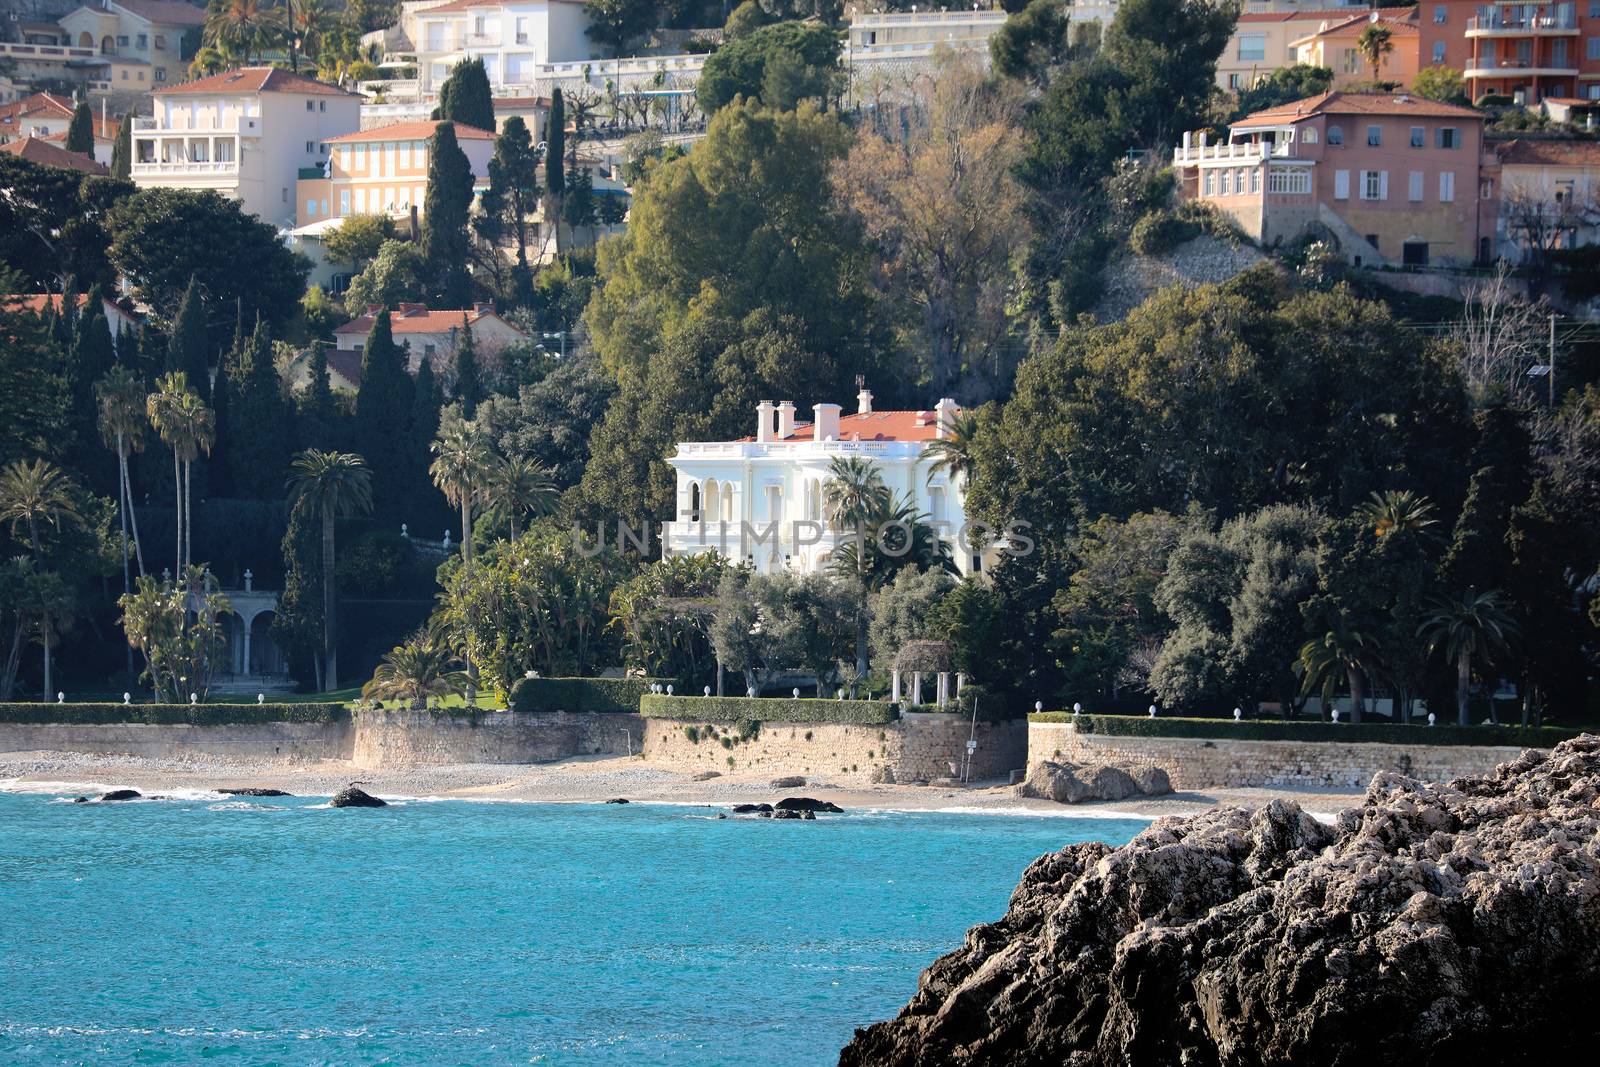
left=1548, top=312, right=1557, bottom=406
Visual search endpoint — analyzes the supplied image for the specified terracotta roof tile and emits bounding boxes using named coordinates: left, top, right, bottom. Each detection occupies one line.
left=0, top=92, right=76, bottom=130
left=1236, top=6, right=1414, bottom=22
left=333, top=304, right=525, bottom=336
left=0, top=137, right=109, bottom=174
left=1234, top=90, right=1482, bottom=127
left=106, top=0, right=208, bottom=26
left=734, top=410, right=953, bottom=444
left=155, top=66, right=356, bottom=97
left=1496, top=139, right=1600, bottom=167
left=327, top=120, right=496, bottom=144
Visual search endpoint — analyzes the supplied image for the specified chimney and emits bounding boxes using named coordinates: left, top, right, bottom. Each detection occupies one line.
left=472, top=301, right=494, bottom=316
left=934, top=397, right=959, bottom=440
left=756, top=400, right=775, bottom=443
left=857, top=387, right=873, bottom=415
left=813, top=402, right=841, bottom=442
left=777, top=400, right=796, bottom=439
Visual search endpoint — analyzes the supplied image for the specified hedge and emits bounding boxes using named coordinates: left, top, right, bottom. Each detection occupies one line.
left=640, top=694, right=898, bottom=725
left=508, top=677, right=676, bottom=715
left=0, top=702, right=348, bottom=726
left=1028, top=712, right=1581, bottom=749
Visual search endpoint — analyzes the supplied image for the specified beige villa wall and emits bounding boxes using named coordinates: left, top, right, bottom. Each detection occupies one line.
left=640, top=714, right=1028, bottom=785
left=0, top=720, right=354, bottom=762
left=1028, top=721, right=1530, bottom=791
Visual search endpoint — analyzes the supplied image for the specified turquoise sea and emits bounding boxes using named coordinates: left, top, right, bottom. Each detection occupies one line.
left=0, top=790, right=1142, bottom=1065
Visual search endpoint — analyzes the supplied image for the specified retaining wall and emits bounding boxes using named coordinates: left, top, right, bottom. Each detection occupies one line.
left=1029, top=721, right=1529, bottom=791
left=0, top=720, right=354, bottom=761
left=641, top=714, right=1028, bottom=784
left=351, top=709, right=646, bottom=768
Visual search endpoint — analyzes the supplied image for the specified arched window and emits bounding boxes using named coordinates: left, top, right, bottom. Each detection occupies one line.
left=688, top=482, right=701, bottom=522
left=1302, top=127, right=1319, bottom=144
left=1326, top=125, right=1344, bottom=146
left=703, top=479, right=720, bottom=523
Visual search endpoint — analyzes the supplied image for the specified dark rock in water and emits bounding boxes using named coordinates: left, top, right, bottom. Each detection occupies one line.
left=715, top=813, right=728, bottom=820
left=775, top=796, right=843, bottom=814
left=330, top=786, right=386, bottom=808
left=731, top=803, right=773, bottom=814
left=605, top=798, right=629, bottom=804
left=840, top=735, right=1600, bottom=1066
left=771, top=808, right=804, bottom=820
left=769, top=775, right=807, bottom=789
left=98, top=789, right=141, bottom=802
left=218, top=788, right=291, bottom=797
left=72, top=796, right=89, bottom=804
left=801, top=809, right=816, bottom=820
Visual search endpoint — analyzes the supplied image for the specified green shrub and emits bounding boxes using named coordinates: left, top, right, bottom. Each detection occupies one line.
left=0, top=703, right=348, bottom=726
left=956, top=683, right=1012, bottom=721
left=639, top=694, right=897, bottom=725
left=1129, top=209, right=1201, bottom=256
left=509, top=676, right=676, bottom=714
left=1028, top=711, right=1580, bottom=749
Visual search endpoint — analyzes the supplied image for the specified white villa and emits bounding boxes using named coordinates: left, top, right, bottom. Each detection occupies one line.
left=412, top=0, right=597, bottom=96
left=664, top=393, right=983, bottom=576
left=131, top=67, right=361, bottom=227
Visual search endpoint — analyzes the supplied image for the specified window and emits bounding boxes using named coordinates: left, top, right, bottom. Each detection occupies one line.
left=1402, top=241, right=1429, bottom=266
left=1556, top=179, right=1575, bottom=203
left=1221, top=168, right=1233, bottom=195
left=1267, top=169, right=1311, bottom=194
left=137, top=70, right=144, bottom=81
left=306, top=140, right=315, bottom=153
left=1327, top=124, right=1344, bottom=145
left=154, top=35, right=165, bottom=48
left=1229, top=73, right=1245, bottom=90
left=1238, top=34, right=1266, bottom=62
left=1588, top=38, right=1600, bottom=61
left=1250, top=168, right=1261, bottom=194
left=1552, top=39, right=1570, bottom=66
left=1591, top=1, right=1600, bottom=16
left=306, top=199, right=317, bottom=218
left=1480, top=177, right=1494, bottom=199
left=154, top=68, right=165, bottom=82
left=306, top=100, right=314, bottom=111
left=282, top=187, right=288, bottom=203
left=340, top=189, right=350, bottom=214
left=136, top=34, right=147, bottom=49
left=1335, top=169, right=1350, bottom=199
left=117, top=35, right=128, bottom=46
left=319, top=101, right=326, bottom=112
left=1366, top=234, right=1380, bottom=252
left=1434, top=4, right=1446, bottom=22
left=1410, top=126, right=1425, bottom=148
left=1367, top=125, right=1382, bottom=146
left=1433, top=42, right=1446, bottom=63
left=1303, top=127, right=1319, bottom=144
left=1203, top=170, right=1215, bottom=196
left=1439, top=170, right=1456, bottom=202
left=1409, top=171, right=1424, bottom=201
left=1361, top=170, right=1387, bottom=200
left=1436, top=127, right=1459, bottom=149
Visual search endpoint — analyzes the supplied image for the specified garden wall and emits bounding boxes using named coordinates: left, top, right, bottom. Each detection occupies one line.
left=640, top=713, right=1028, bottom=785
left=0, top=720, right=354, bottom=761
left=1028, top=720, right=1534, bottom=791
left=351, top=709, right=647, bottom=768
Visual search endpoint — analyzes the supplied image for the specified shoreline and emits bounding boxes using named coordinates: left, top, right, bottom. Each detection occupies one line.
left=0, top=750, right=1368, bottom=821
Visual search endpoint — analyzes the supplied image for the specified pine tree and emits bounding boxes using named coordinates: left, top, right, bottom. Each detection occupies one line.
left=166, top=277, right=211, bottom=402
left=491, top=116, right=540, bottom=279
left=354, top=309, right=415, bottom=514
left=545, top=89, right=566, bottom=255
left=66, top=308, right=118, bottom=494
left=272, top=499, right=326, bottom=690
left=433, top=57, right=495, bottom=132
left=409, top=356, right=443, bottom=516
left=563, top=167, right=596, bottom=246
left=298, top=345, right=337, bottom=451
left=224, top=319, right=292, bottom=498
left=66, top=102, right=94, bottom=156
left=452, top=314, right=484, bottom=418
left=110, top=114, right=131, bottom=179
left=422, top=123, right=476, bottom=307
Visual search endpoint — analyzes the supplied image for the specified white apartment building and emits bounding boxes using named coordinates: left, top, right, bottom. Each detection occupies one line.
left=131, top=67, right=361, bottom=227
left=57, top=0, right=208, bottom=91
left=413, top=0, right=596, bottom=95
left=664, top=393, right=984, bottom=576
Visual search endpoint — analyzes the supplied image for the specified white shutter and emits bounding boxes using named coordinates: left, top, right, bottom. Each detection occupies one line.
left=1409, top=171, right=1424, bottom=201
left=1335, top=170, right=1350, bottom=199
left=1439, top=171, right=1456, bottom=202
left=1379, top=171, right=1389, bottom=200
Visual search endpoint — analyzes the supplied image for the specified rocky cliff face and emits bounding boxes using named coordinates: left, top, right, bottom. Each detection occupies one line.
left=840, top=736, right=1600, bottom=1066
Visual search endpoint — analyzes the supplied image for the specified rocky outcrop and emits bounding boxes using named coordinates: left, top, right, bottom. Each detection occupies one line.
left=842, top=736, right=1600, bottom=1065
left=776, top=797, right=844, bottom=814
left=330, top=786, right=386, bottom=808
left=1018, top=760, right=1171, bottom=804
left=218, top=788, right=291, bottom=797
left=732, top=803, right=772, bottom=815
left=770, top=775, right=807, bottom=789
left=692, top=771, right=722, bottom=781
left=605, top=798, right=629, bottom=804
left=98, top=789, right=142, bottom=802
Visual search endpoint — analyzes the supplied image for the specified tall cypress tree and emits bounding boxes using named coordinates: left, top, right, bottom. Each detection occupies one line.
left=422, top=123, right=476, bottom=307
left=67, top=307, right=118, bottom=495
left=354, top=309, right=415, bottom=515
left=409, top=355, right=443, bottom=516
left=273, top=500, right=326, bottom=689
left=66, top=102, right=95, bottom=156
left=545, top=89, right=566, bottom=255
left=110, top=114, right=131, bottom=179
left=166, top=277, right=211, bottom=401
left=452, top=314, right=483, bottom=418
left=224, top=319, right=292, bottom=498
left=298, top=345, right=337, bottom=451
left=433, top=57, right=495, bottom=132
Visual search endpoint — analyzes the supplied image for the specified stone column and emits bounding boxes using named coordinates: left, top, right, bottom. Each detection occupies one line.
left=912, top=672, right=922, bottom=705
left=242, top=620, right=252, bottom=678
left=891, top=670, right=901, bottom=703
left=936, top=672, right=949, bottom=707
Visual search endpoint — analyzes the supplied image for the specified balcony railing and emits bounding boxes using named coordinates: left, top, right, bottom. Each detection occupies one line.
left=1465, top=13, right=1579, bottom=31
left=132, top=116, right=258, bottom=134
left=130, top=158, right=241, bottom=175
left=1465, top=57, right=1579, bottom=72
left=849, top=10, right=1010, bottom=28
left=1172, top=140, right=1292, bottom=165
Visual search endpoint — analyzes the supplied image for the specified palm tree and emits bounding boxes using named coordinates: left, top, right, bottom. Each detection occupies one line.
left=205, top=0, right=281, bottom=62
left=430, top=421, right=494, bottom=564
left=286, top=449, right=373, bottom=691
left=147, top=373, right=213, bottom=574
left=1359, top=489, right=1437, bottom=542
left=486, top=455, right=558, bottom=540
left=823, top=455, right=891, bottom=681
left=97, top=368, right=149, bottom=687
left=1357, top=24, right=1394, bottom=85
left=924, top=409, right=981, bottom=489
left=1419, top=588, right=1519, bottom=726
left=0, top=459, right=83, bottom=697
left=1296, top=620, right=1377, bottom=723
left=288, top=0, right=333, bottom=64
left=362, top=629, right=468, bottom=708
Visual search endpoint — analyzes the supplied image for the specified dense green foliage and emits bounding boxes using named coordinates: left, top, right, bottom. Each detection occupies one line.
left=640, top=694, right=897, bottom=725
left=422, top=124, right=476, bottom=307
left=433, top=58, right=495, bottom=131
left=1031, top=711, right=1579, bottom=749
left=697, top=22, right=842, bottom=113
left=0, top=702, right=348, bottom=725
left=509, top=676, right=674, bottom=714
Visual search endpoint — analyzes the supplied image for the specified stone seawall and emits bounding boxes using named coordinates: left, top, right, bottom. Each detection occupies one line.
left=351, top=709, right=646, bottom=768
left=1029, top=721, right=1529, bottom=790
left=641, top=714, right=1028, bottom=784
left=0, top=720, right=354, bottom=762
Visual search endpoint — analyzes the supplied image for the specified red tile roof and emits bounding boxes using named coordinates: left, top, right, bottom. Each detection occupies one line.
left=1496, top=139, right=1600, bottom=167
left=420, top=0, right=589, bottom=12
left=0, top=92, right=76, bottom=132
left=40, top=114, right=121, bottom=143
left=1290, top=12, right=1418, bottom=40
left=2, top=293, right=141, bottom=321
left=1237, top=6, right=1414, bottom=21
left=326, top=120, right=496, bottom=144
left=736, top=410, right=953, bottom=444
left=325, top=349, right=363, bottom=390
left=493, top=97, right=552, bottom=109
left=333, top=303, right=523, bottom=336
left=105, top=0, right=208, bottom=26
left=1234, top=91, right=1482, bottom=128
left=0, top=137, right=109, bottom=175
left=155, top=66, right=356, bottom=97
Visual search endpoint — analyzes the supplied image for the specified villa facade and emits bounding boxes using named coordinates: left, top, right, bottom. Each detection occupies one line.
left=1418, top=0, right=1600, bottom=104
left=664, top=394, right=983, bottom=576
left=412, top=0, right=596, bottom=95
left=1218, top=7, right=1419, bottom=91
left=1175, top=91, right=1496, bottom=266
left=131, top=67, right=361, bottom=227
left=327, top=303, right=528, bottom=388
left=57, top=0, right=207, bottom=92
left=295, top=119, right=495, bottom=225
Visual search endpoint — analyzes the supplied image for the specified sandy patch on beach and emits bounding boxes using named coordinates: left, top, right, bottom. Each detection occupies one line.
left=0, top=750, right=1366, bottom=820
